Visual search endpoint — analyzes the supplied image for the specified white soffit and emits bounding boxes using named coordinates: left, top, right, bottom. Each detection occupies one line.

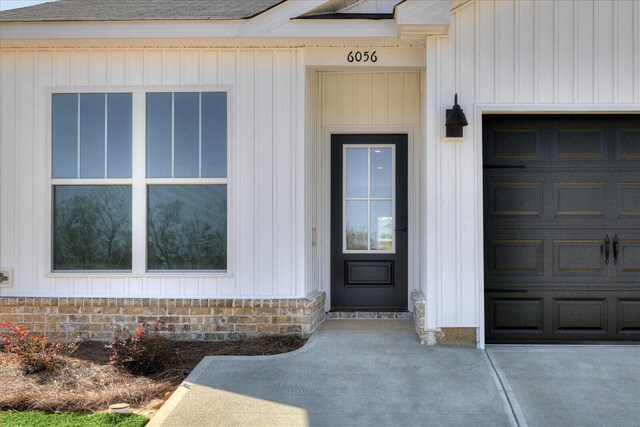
left=395, top=0, right=451, bottom=41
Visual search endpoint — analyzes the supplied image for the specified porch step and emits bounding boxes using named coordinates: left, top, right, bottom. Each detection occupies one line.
left=326, top=311, right=412, bottom=320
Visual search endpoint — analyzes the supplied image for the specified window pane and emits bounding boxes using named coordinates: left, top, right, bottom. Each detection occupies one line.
left=174, top=93, right=200, bottom=178
left=346, top=200, right=368, bottom=250
left=346, top=148, right=368, bottom=198
left=79, top=93, right=105, bottom=178
left=107, top=93, right=132, bottom=178
left=146, top=93, right=173, bottom=178
left=147, top=185, right=227, bottom=270
left=201, top=92, right=227, bottom=178
left=52, top=94, right=78, bottom=178
left=370, top=148, right=392, bottom=198
left=370, top=201, right=393, bottom=251
left=53, top=186, right=132, bottom=270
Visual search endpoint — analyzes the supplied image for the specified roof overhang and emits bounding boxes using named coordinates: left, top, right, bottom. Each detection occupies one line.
left=0, top=0, right=451, bottom=49
left=395, top=0, right=451, bottom=41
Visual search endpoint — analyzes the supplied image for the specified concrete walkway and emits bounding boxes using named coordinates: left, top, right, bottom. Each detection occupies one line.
left=149, top=320, right=640, bottom=427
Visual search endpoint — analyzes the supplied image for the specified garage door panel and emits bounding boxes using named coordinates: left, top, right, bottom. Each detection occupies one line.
left=554, top=182, right=606, bottom=217
left=617, top=299, right=640, bottom=333
left=487, top=297, right=544, bottom=333
left=617, top=239, right=640, bottom=276
left=617, top=182, right=640, bottom=217
left=554, top=299, right=607, bottom=333
left=551, top=122, right=608, bottom=161
left=484, top=123, right=544, bottom=162
left=485, top=174, right=637, bottom=224
left=486, top=291, right=640, bottom=342
left=484, top=115, right=640, bottom=343
left=616, top=125, right=640, bottom=160
left=488, top=181, right=543, bottom=217
left=489, top=240, right=544, bottom=277
left=553, top=240, right=606, bottom=276
left=486, top=230, right=624, bottom=284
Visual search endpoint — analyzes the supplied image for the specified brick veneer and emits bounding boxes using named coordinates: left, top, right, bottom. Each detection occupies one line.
left=411, top=291, right=429, bottom=344
left=0, top=291, right=326, bottom=341
left=411, top=290, right=476, bottom=347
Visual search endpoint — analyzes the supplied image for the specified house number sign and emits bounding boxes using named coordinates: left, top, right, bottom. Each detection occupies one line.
left=347, top=51, right=378, bottom=63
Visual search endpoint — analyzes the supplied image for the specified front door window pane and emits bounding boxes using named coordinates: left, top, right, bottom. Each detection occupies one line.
left=53, top=185, right=132, bottom=270
left=345, top=148, right=368, bottom=198
left=344, top=145, right=394, bottom=253
left=370, top=148, right=392, bottom=198
left=370, top=201, right=393, bottom=251
left=147, top=185, right=227, bottom=270
left=346, top=200, right=368, bottom=250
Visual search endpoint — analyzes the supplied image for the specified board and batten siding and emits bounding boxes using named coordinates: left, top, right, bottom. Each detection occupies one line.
left=0, top=48, right=307, bottom=299
left=422, top=0, right=640, bottom=331
left=311, top=70, right=422, bottom=305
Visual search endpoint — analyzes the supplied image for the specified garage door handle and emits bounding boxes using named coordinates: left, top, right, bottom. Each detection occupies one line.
left=602, top=235, right=610, bottom=264
left=395, top=226, right=407, bottom=232
left=613, top=235, right=619, bottom=265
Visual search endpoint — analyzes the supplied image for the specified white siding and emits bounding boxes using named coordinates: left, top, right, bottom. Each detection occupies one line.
left=0, top=48, right=306, bottom=299
left=1, top=0, right=636, bottom=321
left=320, top=71, right=421, bottom=126
left=422, top=0, right=640, bottom=331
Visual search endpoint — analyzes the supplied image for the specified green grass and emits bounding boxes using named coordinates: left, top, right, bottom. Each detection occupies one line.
left=0, top=411, right=148, bottom=427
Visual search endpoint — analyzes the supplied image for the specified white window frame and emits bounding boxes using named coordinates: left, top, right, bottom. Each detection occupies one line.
left=46, top=85, right=234, bottom=277
left=342, top=143, right=396, bottom=254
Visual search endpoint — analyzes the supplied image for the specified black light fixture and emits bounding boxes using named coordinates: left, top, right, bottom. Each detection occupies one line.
left=445, top=93, right=468, bottom=138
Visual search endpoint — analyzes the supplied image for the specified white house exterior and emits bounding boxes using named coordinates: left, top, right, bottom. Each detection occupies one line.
left=0, top=0, right=638, bottom=348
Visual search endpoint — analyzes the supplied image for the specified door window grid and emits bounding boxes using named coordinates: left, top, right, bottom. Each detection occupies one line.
left=343, top=144, right=395, bottom=254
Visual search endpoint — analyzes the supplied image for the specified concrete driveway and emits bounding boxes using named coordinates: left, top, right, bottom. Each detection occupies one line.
left=149, top=320, right=640, bottom=427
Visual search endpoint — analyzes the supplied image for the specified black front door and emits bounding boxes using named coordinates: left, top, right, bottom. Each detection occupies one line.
left=331, top=134, right=408, bottom=311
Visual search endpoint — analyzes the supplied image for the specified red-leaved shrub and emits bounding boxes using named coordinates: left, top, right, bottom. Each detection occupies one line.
left=106, top=320, right=177, bottom=375
left=0, top=322, right=78, bottom=374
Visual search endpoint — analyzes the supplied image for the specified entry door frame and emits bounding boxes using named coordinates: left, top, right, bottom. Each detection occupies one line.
left=321, top=125, right=419, bottom=314
left=474, top=103, right=640, bottom=349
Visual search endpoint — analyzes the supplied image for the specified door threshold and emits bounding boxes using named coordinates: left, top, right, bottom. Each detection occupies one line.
left=327, top=311, right=412, bottom=320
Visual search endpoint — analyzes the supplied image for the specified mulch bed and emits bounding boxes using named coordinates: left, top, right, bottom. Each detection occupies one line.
left=0, top=336, right=306, bottom=414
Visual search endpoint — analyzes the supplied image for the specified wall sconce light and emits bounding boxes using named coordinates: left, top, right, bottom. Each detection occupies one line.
left=445, top=93, right=468, bottom=138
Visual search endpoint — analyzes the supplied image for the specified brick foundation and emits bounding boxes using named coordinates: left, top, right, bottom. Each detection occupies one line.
left=411, top=290, right=476, bottom=347
left=0, top=291, right=326, bottom=341
left=411, top=291, right=429, bottom=344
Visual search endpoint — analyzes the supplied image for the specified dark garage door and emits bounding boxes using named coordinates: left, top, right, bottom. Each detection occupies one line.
left=483, top=115, right=640, bottom=343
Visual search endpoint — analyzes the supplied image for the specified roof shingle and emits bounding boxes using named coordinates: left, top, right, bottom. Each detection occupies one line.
left=0, top=0, right=285, bottom=22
